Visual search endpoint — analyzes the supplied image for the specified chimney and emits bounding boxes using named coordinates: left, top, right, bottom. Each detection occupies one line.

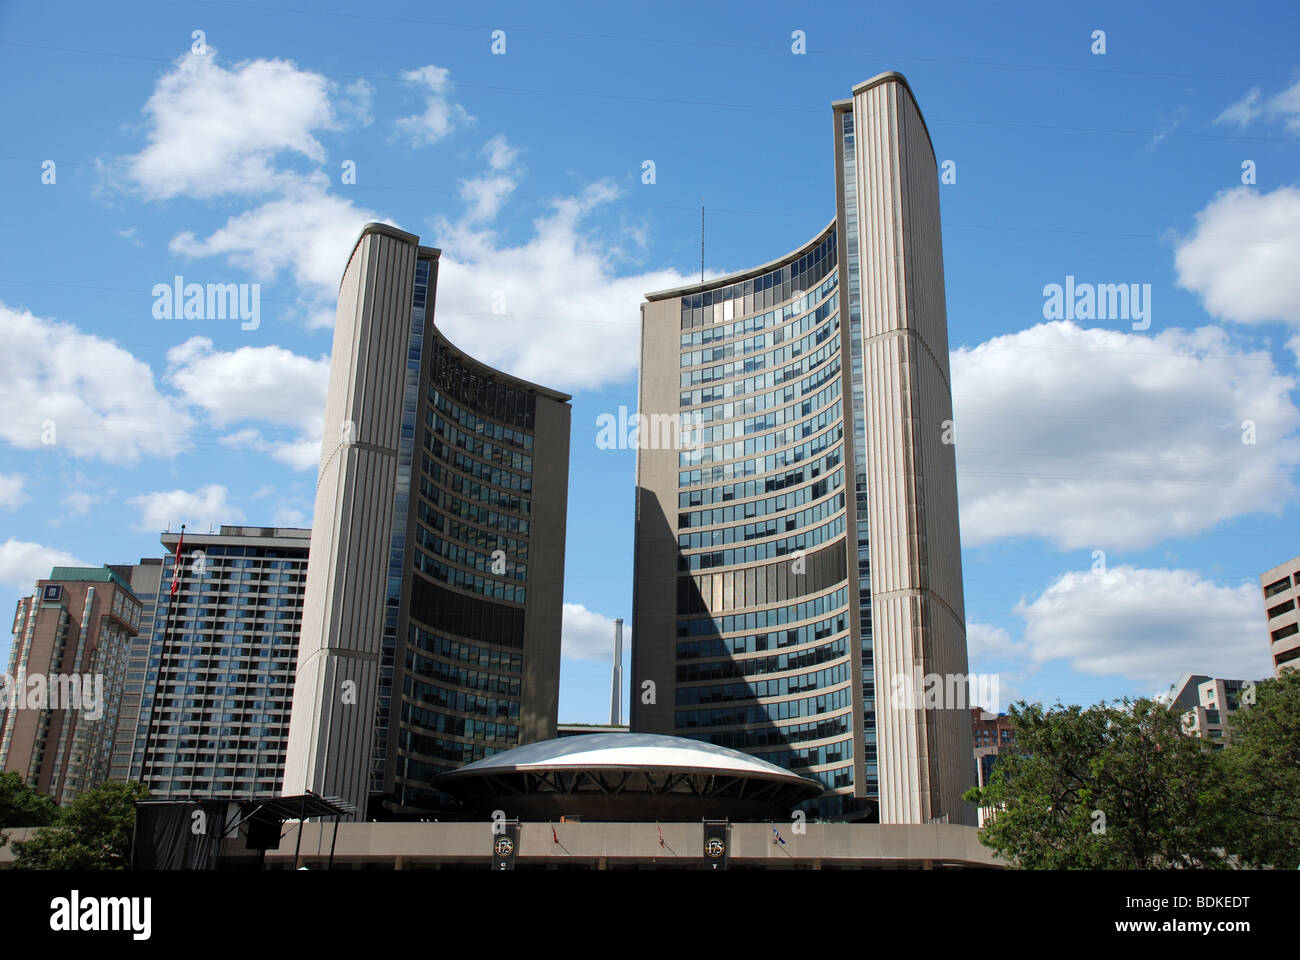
left=610, top=618, right=624, bottom=726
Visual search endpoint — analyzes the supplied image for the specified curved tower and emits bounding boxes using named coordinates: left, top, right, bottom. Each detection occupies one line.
left=284, top=223, right=571, bottom=819
left=632, top=73, right=972, bottom=824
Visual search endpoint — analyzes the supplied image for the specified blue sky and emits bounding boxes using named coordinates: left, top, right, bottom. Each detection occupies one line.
left=1, top=0, right=1298, bottom=723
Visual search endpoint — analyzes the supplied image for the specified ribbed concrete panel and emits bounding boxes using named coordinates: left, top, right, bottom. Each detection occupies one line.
left=851, top=77, right=973, bottom=825
left=284, top=227, right=416, bottom=817
left=520, top=391, right=571, bottom=744
left=631, top=296, right=687, bottom=736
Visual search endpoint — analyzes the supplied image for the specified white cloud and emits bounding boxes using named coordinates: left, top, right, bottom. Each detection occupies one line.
left=127, top=484, right=245, bottom=533
left=396, top=64, right=473, bottom=146
left=165, top=336, right=329, bottom=471
left=460, top=173, right=517, bottom=225
left=966, top=621, right=1022, bottom=660
left=1174, top=185, right=1300, bottom=326
left=1214, top=87, right=1264, bottom=127
left=434, top=180, right=695, bottom=391
left=0, top=539, right=84, bottom=590
left=1215, top=79, right=1300, bottom=132
left=562, top=603, right=627, bottom=661
left=1013, top=565, right=1273, bottom=687
left=338, top=79, right=374, bottom=127
left=273, top=507, right=308, bottom=527
left=952, top=321, right=1300, bottom=549
left=119, top=48, right=338, bottom=198
left=58, top=474, right=112, bottom=518
left=483, top=133, right=517, bottom=171
left=0, top=303, right=193, bottom=464
left=169, top=179, right=388, bottom=300
left=0, top=474, right=29, bottom=510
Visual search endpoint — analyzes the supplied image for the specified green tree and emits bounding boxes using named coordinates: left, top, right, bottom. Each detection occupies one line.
left=963, top=698, right=1230, bottom=869
left=0, top=771, right=58, bottom=850
left=1216, top=670, right=1300, bottom=868
left=11, top=780, right=150, bottom=870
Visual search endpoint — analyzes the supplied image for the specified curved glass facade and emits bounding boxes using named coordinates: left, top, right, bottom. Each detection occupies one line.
left=392, top=283, right=549, bottom=812
left=664, top=228, right=860, bottom=813
left=635, top=74, right=973, bottom=826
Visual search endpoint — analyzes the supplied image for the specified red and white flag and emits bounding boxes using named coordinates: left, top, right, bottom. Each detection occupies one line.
left=170, top=525, right=186, bottom=596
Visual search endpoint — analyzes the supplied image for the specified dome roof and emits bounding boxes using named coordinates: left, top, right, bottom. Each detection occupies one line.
left=433, top=733, right=823, bottom=821
left=447, top=733, right=810, bottom=779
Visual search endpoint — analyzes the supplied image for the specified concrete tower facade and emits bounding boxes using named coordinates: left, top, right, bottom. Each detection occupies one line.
left=284, top=224, right=571, bottom=819
left=632, top=74, right=973, bottom=824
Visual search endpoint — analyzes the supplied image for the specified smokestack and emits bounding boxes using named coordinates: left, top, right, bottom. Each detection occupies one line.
left=610, top=618, right=624, bottom=726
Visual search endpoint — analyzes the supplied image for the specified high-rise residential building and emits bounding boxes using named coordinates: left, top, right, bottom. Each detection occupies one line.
left=127, top=526, right=310, bottom=799
left=1260, top=555, right=1300, bottom=676
left=2, top=567, right=140, bottom=804
left=632, top=73, right=973, bottom=824
left=284, top=224, right=571, bottom=820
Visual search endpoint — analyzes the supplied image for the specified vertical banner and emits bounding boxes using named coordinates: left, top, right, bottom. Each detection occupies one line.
left=702, top=820, right=728, bottom=871
left=492, top=821, right=520, bottom=871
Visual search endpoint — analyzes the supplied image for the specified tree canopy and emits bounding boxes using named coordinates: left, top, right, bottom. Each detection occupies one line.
left=963, top=674, right=1300, bottom=869
left=9, top=780, right=150, bottom=870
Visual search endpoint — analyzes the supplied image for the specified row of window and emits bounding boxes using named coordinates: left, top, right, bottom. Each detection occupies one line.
left=680, top=272, right=838, bottom=349
left=426, top=436, right=533, bottom=493
left=679, top=310, right=839, bottom=386
left=676, top=685, right=852, bottom=728
left=679, top=470, right=841, bottom=530
left=701, top=712, right=850, bottom=750
left=678, top=636, right=846, bottom=683
left=414, top=524, right=526, bottom=583
left=679, top=284, right=839, bottom=371
left=398, top=710, right=518, bottom=748
left=429, top=412, right=534, bottom=474
left=679, top=231, right=837, bottom=330
left=682, top=399, right=842, bottom=468
left=412, top=548, right=526, bottom=605
left=677, top=332, right=839, bottom=411
left=417, top=499, right=528, bottom=561
left=679, top=491, right=845, bottom=554
left=429, top=387, right=534, bottom=452
left=404, top=676, right=520, bottom=721
left=676, top=661, right=850, bottom=705
left=680, top=514, right=846, bottom=571
left=677, top=587, right=849, bottom=639
left=405, top=649, right=522, bottom=698
left=678, top=421, right=843, bottom=490
left=678, top=444, right=843, bottom=509
left=420, top=475, right=530, bottom=538
left=681, top=379, right=841, bottom=451
left=422, top=456, right=531, bottom=516
left=678, top=608, right=848, bottom=658
left=409, top=625, right=522, bottom=675
left=753, top=737, right=852, bottom=770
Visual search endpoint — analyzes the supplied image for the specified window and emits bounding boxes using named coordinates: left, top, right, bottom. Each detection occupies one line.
left=1267, top=599, right=1295, bottom=620
left=1264, top=576, right=1292, bottom=599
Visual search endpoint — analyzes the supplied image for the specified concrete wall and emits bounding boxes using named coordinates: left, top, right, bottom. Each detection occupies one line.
left=283, top=225, right=419, bottom=816
left=847, top=75, right=974, bottom=825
